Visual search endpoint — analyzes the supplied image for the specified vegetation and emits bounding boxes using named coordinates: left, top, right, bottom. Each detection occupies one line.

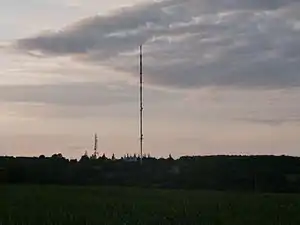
left=2, top=155, right=300, bottom=224
left=1, top=154, right=300, bottom=192
left=1, top=185, right=300, bottom=225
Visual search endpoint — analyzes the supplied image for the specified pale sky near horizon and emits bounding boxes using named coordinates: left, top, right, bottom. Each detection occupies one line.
left=0, top=0, right=300, bottom=158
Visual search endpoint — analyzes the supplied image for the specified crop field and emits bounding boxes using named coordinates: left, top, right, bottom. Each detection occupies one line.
left=1, top=185, right=300, bottom=225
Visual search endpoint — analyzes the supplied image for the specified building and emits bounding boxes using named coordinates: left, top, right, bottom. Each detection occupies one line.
left=122, top=154, right=139, bottom=162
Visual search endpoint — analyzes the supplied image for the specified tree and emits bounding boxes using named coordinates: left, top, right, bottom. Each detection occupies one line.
left=168, top=154, right=174, bottom=160
left=51, top=153, right=63, bottom=159
left=2, top=154, right=300, bottom=193
left=0, top=168, right=6, bottom=183
left=101, top=154, right=107, bottom=160
left=80, top=152, right=90, bottom=163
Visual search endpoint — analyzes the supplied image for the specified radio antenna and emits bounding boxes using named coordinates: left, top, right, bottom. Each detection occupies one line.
left=92, top=133, right=98, bottom=158
left=139, top=45, right=144, bottom=165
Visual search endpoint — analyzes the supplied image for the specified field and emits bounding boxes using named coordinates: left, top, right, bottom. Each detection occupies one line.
left=1, top=186, right=300, bottom=225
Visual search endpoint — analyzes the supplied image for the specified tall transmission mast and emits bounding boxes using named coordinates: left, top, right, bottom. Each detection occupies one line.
left=139, top=45, right=144, bottom=165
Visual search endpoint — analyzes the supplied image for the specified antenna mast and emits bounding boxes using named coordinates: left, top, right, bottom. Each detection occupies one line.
left=93, top=133, right=98, bottom=158
left=139, top=45, right=144, bottom=165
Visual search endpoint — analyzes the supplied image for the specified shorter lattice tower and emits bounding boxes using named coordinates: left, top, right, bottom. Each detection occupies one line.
left=91, top=133, right=99, bottom=159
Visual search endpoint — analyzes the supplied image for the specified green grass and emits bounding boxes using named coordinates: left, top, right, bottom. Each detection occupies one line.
left=1, top=185, right=300, bottom=225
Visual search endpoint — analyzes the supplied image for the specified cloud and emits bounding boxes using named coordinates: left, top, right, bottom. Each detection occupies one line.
left=182, top=88, right=300, bottom=126
left=240, top=117, right=300, bottom=126
left=0, top=81, right=180, bottom=109
left=0, top=42, right=10, bottom=49
left=14, top=0, right=300, bottom=89
left=0, top=83, right=136, bottom=106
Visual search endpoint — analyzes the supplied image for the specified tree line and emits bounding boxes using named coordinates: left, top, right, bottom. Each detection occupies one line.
left=1, top=153, right=300, bottom=193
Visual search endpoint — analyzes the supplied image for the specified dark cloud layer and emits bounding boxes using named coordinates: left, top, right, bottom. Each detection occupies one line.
left=16, top=0, right=300, bottom=89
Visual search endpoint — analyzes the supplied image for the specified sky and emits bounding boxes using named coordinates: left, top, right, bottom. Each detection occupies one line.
left=0, top=0, right=300, bottom=158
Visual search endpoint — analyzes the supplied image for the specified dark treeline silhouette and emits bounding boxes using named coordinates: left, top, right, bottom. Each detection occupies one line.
left=1, top=154, right=300, bottom=193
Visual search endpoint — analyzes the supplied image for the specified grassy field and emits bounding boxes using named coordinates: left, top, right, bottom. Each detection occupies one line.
left=1, top=185, right=300, bottom=225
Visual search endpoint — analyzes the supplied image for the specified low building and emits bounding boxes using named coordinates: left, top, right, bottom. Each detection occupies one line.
left=122, top=154, right=139, bottom=162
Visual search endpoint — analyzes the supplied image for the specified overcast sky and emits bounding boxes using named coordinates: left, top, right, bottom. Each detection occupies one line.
left=0, top=0, right=300, bottom=158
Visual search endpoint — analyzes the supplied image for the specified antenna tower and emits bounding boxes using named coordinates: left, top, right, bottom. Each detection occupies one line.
left=92, top=133, right=99, bottom=158
left=139, top=45, right=144, bottom=165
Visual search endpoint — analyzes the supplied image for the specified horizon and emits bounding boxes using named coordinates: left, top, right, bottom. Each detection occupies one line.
left=2, top=152, right=299, bottom=161
left=1, top=0, right=300, bottom=158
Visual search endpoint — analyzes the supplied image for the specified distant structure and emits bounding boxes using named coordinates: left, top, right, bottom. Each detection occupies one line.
left=123, top=154, right=139, bottom=162
left=122, top=153, right=151, bottom=162
left=139, top=45, right=144, bottom=165
left=91, top=133, right=99, bottom=159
